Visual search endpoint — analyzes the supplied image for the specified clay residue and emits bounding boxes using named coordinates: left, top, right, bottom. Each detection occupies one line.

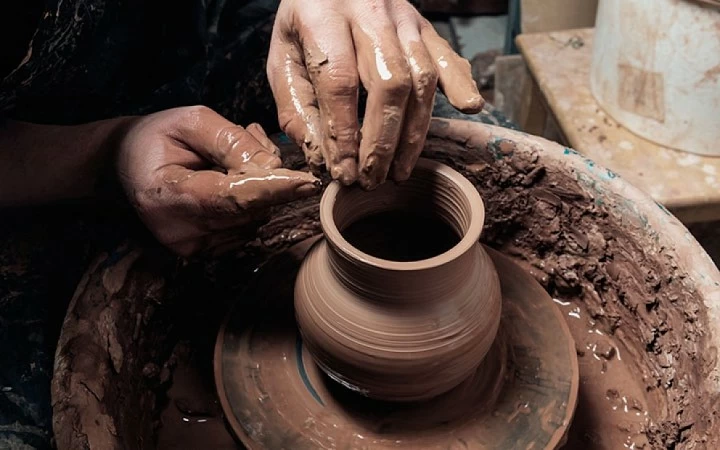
left=424, top=119, right=720, bottom=448
left=51, top=246, right=176, bottom=450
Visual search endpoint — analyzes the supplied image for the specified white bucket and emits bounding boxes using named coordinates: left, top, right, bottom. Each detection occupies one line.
left=590, top=0, right=720, bottom=156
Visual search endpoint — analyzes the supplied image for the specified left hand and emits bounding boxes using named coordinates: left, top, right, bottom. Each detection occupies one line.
left=267, top=0, right=484, bottom=190
left=114, top=106, right=320, bottom=257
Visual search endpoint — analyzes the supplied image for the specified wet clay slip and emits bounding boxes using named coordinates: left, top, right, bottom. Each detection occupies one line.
left=294, top=159, right=502, bottom=401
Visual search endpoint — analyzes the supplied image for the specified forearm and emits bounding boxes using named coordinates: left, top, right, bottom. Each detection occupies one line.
left=0, top=117, right=133, bottom=206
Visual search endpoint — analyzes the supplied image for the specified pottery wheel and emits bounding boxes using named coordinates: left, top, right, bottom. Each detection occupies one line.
left=214, top=238, right=579, bottom=449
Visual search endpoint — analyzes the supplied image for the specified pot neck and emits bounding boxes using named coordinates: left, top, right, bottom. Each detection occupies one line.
left=326, top=240, right=479, bottom=304
left=319, top=159, right=486, bottom=304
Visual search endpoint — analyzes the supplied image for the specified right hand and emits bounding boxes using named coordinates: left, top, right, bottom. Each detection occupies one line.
left=114, top=106, right=321, bottom=257
left=267, top=0, right=484, bottom=190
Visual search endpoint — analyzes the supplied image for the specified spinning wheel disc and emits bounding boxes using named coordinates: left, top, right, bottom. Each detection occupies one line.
left=214, top=239, right=579, bottom=449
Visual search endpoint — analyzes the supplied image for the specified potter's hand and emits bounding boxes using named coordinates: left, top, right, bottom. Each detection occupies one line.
left=115, top=106, right=321, bottom=256
left=267, top=0, right=484, bottom=190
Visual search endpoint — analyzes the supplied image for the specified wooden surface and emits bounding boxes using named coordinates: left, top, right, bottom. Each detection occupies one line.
left=516, top=28, right=720, bottom=224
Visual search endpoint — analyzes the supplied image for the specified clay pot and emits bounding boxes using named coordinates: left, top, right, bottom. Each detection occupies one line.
left=294, top=158, right=502, bottom=402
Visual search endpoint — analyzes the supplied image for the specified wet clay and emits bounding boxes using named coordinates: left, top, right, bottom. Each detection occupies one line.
left=52, top=120, right=720, bottom=449
left=295, top=159, right=502, bottom=401
left=422, top=120, right=719, bottom=448
left=155, top=343, right=236, bottom=450
left=552, top=298, right=652, bottom=449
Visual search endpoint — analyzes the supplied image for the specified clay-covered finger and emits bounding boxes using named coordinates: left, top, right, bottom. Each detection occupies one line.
left=267, top=25, right=325, bottom=172
left=171, top=106, right=278, bottom=171
left=162, top=165, right=321, bottom=217
left=246, top=123, right=281, bottom=156
left=391, top=29, right=438, bottom=181
left=300, top=20, right=360, bottom=185
left=245, top=123, right=283, bottom=169
left=352, top=25, right=413, bottom=190
left=213, top=125, right=281, bottom=171
left=420, top=21, right=485, bottom=114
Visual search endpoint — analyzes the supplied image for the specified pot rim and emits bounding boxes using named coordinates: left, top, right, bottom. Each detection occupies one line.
left=319, top=158, right=486, bottom=272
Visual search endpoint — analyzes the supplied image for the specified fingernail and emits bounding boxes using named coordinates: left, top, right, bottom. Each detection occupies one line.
left=459, top=95, right=485, bottom=114
left=255, top=124, right=269, bottom=137
left=331, top=159, right=358, bottom=185
left=295, top=181, right=321, bottom=196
